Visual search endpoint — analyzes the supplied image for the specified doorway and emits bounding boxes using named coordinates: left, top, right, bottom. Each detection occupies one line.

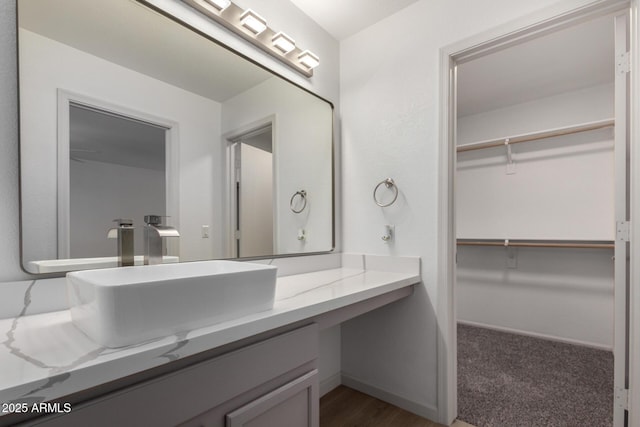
left=57, top=91, right=180, bottom=261
left=439, top=2, right=633, bottom=426
left=229, top=124, right=275, bottom=258
left=68, top=103, right=167, bottom=258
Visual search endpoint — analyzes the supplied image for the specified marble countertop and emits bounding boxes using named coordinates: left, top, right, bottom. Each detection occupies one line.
left=0, top=255, right=420, bottom=410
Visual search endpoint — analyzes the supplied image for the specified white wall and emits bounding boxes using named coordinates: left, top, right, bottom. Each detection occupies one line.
left=223, top=77, right=333, bottom=255
left=457, top=83, right=615, bottom=240
left=457, top=246, right=614, bottom=348
left=69, top=160, right=165, bottom=258
left=19, top=29, right=223, bottom=263
left=457, top=84, right=615, bottom=143
left=339, top=0, right=601, bottom=422
left=319, top=325, right=342, bottom=395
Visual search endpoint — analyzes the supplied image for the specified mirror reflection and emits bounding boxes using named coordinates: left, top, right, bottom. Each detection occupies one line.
left=69, top=104, right=168, bottom=259
left=18, top=0, right=334, bottom=274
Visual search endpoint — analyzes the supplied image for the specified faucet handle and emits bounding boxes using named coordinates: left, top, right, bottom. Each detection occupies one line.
left=144, top=215, right=173, bottom=225
left=144, top=215, right=163, bottom=225
left=108, top=219, right=133, bottom=238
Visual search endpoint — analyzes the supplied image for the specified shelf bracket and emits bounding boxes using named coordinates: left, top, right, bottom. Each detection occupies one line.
left=505, top=241, right=518, bottom=269
left=505, top=138, right=516, bottom=174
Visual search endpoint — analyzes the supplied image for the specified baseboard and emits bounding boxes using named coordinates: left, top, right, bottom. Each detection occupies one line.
left=320, top=373, right=342, bottom=397
left=457, top=320, right=613, bottom=352
left=341, top=374, right=439, bottom=422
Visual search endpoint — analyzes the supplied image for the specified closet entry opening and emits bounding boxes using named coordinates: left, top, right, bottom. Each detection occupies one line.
left=453, top=9, right=629, bottom=427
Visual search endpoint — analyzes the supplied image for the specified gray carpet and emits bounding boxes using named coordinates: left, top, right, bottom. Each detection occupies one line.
left=457, top=324, right=613, bottom=427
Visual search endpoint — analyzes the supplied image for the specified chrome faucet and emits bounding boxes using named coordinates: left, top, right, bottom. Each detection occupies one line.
left=144, top=215, right=180, bottom=265
left=107, top=219, right=135, bottom=267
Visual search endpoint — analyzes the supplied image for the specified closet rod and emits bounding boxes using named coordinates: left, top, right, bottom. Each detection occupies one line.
left=456, top=118, right=615, bottom=153
left=457, top=240, right=614, bottom=249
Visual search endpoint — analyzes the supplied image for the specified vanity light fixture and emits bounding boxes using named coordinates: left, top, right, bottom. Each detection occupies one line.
left=272, top=32, right=296, bottom=54
left=182, top=0, right=320, bottom=77
left=202, top=0, right=231, bottom=12
left=298, top=50, right=320, bottom=69
left=240, top=9, right=267, bottom=35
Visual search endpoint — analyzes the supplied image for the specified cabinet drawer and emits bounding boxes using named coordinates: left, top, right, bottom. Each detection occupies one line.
left=226, top=370, right=318, bottom=427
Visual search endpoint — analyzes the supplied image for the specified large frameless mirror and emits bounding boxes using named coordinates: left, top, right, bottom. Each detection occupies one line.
left=18, top=0, right=334, bottom=275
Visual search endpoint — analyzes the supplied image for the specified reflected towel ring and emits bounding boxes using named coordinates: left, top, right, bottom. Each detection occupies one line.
left=290, top=190, right=307, bottom=213
left=373, top=178, right=398, bottom=207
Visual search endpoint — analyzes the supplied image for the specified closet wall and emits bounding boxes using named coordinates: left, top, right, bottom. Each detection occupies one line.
left=455, top=17, right=615, bottom=349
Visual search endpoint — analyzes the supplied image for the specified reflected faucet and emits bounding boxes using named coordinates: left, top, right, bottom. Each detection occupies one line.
left=144, top=215, right=180, bottom=265
left=107, top=219, right=135, bottom=267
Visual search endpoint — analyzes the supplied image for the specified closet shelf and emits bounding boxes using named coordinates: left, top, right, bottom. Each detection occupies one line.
left=457, top=239, right=614, bottom=249
left=456, top=118, right=614, bottom=153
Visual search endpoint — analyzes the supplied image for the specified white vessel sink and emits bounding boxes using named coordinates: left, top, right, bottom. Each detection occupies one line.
left=67, top=260, right=277, bottom=348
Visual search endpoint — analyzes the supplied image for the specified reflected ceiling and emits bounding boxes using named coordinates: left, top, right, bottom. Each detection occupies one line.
left=70, top=106, right=166, bottom=171
left=19, top=0, right=271, bottom=102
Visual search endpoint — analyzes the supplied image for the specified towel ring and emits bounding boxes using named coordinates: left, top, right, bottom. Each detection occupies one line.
left=373, top=178, right=398, bottom=207
left=290, top=190, right=307, bottom=213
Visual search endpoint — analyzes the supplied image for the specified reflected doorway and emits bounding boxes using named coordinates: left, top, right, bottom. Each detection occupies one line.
left=230, top=124, right=274, bottom=258
left=67, top=103, right=168, bottom=258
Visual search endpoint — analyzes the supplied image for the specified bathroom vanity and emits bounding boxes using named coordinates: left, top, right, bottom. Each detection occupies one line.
left=19, top=325, right=320, bottom=427
left=0, top=254, right=420, bottom=426
left=8, top=1, right=422, bottom=425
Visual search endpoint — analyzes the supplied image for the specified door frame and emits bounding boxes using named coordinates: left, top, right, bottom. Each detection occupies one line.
left=630, top=2, right=640, bottom=424
left=223, top=115, right=277, bottom=258
left=437, top=0, right=639, bottom=424
left=56, top=89, right=180, bottom=258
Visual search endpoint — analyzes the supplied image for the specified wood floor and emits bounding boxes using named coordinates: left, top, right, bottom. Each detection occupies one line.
left=320, top=386, right=474, bottom=427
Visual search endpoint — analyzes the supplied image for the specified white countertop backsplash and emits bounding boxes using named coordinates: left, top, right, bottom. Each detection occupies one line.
left=0, top=253, right=420, bottom=409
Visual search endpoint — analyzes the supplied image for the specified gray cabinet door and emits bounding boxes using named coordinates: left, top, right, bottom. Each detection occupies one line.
left=225, top=370, right=318, bottom=427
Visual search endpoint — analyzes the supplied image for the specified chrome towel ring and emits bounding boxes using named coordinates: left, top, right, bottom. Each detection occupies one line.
left=373, top=178, right=398, bottom=207
left=290, top=190, right=307, bottom=213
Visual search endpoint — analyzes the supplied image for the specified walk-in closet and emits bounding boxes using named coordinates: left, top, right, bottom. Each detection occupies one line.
left=455, top=10, right=628, bottom=427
